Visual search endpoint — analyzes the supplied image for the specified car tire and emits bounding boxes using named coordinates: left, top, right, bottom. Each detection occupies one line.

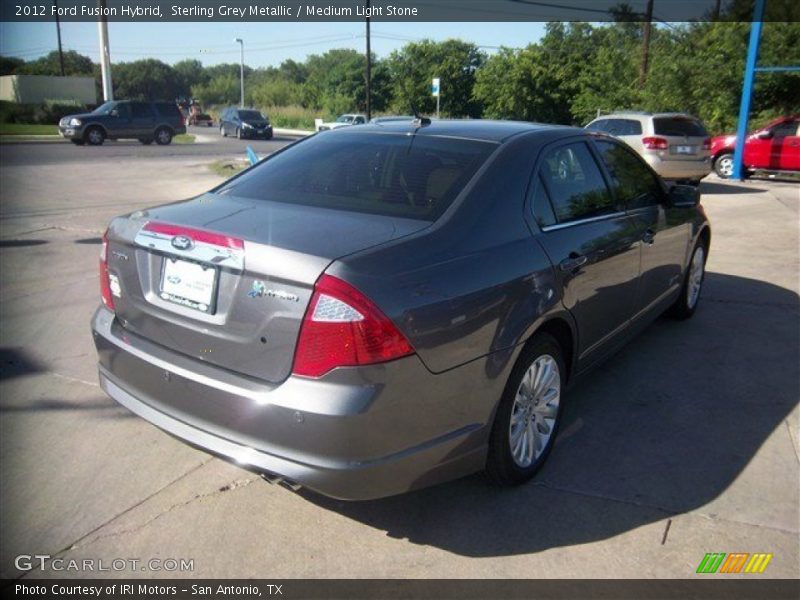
left=70, top=139, right=85, bottom=146
left=714, top=153, right=734, bottom=179
left=139, top=138, right=153, bottom=145
left=220, top=125, right=227, bottom=137
left=486, top=333, right=565, bottom=486
left=84, top=126, right=105, bottom=146
left=155, top=127, right=173, bottom=145
left=667, top=240, right=707, bottom=320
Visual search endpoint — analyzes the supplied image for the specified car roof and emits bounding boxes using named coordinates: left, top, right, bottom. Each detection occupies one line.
left=333, top=119, right=573, bottom=143
left=593, top=112, right=702, bottom=120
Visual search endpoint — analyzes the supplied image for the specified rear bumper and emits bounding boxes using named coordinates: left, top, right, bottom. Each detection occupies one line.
left=91, top=307, right=491, bottom=500
left=644, top=154, right=712, bottom=180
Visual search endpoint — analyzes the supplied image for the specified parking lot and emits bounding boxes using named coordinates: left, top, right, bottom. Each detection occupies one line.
left=0, top=140, right=797, bottom=579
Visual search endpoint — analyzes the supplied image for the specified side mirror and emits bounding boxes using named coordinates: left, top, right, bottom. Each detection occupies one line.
left=666, top=184, right=700, bottom=208
left=110, top=109, right=119, bottom=117
left=756, top=130, right=773, bottom=140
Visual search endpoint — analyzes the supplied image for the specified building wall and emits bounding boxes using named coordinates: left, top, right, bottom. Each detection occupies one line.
left=0, top=75, right=96, bottom=105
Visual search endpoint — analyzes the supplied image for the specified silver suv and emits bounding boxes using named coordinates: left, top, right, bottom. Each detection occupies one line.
left=585, top=112, right=712, bottom=184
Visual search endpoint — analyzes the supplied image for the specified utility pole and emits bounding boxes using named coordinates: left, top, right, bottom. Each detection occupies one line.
left=235, top=38, right=244, bottom=108
left=639, top=0, right=654, bottom=86
left=365, top=0, right=371, bottom=120
left=713, top=0, right=722, bottom=21
left=97, top=0, right=113, bottom=101
left=54, top=0, right=65, bottom=76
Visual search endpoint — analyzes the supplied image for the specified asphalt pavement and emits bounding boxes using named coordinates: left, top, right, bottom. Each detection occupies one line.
left=0, top=144, right=798, bottom=580
left=0, top=125, right=303, bottom=166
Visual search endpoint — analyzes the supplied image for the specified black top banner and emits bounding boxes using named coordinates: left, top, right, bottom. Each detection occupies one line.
left=2, top=0, right=800, bottom=22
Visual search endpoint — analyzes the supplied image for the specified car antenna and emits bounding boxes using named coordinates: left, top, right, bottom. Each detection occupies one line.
left=409, top=100, right=431, bottom=129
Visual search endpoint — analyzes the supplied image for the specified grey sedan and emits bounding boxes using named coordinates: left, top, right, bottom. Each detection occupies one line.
left=92, top=120, right=710, bottom=500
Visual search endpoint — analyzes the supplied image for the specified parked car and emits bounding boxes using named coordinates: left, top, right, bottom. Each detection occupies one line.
left=219, top=108, right=273, bottom=139
left=710, top=115, right=800, bottom=178
left=370, top=115, right=416, bottom=124
left=92, top=120, right=710, bottom=500
left=59, top=100, right=186, bottom=146
left=585, top=112, right=712, bottom=184
left=190, top=113, right=214, bottom=127
left=317, top=113, right=367, bottom=131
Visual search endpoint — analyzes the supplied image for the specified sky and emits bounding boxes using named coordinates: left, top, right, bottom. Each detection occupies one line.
left=0, top=21, right=548, bottom=67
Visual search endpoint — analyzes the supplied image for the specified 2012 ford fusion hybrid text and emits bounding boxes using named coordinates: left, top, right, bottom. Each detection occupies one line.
left=92, top=120, right=710, bottom=500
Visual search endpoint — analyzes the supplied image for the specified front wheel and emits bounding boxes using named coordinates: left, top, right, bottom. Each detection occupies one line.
left=714, top=153, right=734, bottom=178
left=155, top=127, right=172, bottom=145
left=84, top=127, right=105, bottom=146
left=667, top=241, right=707, bottom=320
left=486, top=333, right=565, bottom=486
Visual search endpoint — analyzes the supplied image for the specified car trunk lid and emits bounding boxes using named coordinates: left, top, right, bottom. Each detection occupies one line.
left=105, top=193, right=429, bottom=383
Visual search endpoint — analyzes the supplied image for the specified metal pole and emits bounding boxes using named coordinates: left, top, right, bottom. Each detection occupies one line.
left=639, top=0, right=654, bottom=85
left=97, top=0, right=113, bottom=101
left=365, top=0, right=371, bottom=120
left=732, top=0, right=765, bottom=181
left=436, top=93, right=440, bottom=119
left=54, top=0, right=65, bottom=76
left=235, top=38, right=244, bottom=108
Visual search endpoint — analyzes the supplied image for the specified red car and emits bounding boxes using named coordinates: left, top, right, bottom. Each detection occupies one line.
left=711, top=115, right=799, bottom=178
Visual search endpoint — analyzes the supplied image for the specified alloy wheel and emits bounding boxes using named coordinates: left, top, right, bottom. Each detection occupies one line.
left=509, top=355, right=561, bottom=468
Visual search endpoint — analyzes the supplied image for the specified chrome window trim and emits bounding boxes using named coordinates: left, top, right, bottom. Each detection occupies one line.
left=540, top=210, right=626, bottom=232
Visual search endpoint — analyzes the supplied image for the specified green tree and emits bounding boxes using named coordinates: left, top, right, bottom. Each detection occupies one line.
left=112, top=59, right=178, bottom=101
left=172, top=59, right=208, bottom=98
left=17, top=50, right=94, bottom=76
left=0, top=55, right=24, bottom=76
left=387, top=39, right=485, bottom=117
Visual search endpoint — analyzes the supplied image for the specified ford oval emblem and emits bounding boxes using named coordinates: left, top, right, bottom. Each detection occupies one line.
left=171, top=235, right=193, bottom=251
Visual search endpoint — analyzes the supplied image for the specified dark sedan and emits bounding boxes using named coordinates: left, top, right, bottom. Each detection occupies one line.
left=219, top=108, right=273, bottom=139
left=92, top=120, right=710, bottom=500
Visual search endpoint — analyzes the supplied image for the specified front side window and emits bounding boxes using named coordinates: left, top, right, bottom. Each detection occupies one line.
left=771, top=119, right=799, bottom=137
left=218, top=132, right=497, bottom=221
left=595, top=140, right=663, bottom=210
left=538, top=142, right=616, bottom=224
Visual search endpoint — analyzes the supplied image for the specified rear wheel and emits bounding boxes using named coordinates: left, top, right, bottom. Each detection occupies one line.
left=667, top=241, right=707, bottom=320
left=714, top=153, right=734, bottom=178
left=486, top=333, right=565, bottom=486
left=155, top=127, right=172, bottom=145
left=84, top=126, right=105, bottom=146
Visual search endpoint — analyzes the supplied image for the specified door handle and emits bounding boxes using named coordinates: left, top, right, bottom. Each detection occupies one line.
left=642, top=229, right=656, bottom=246
left=559, top=254, right=588, bottom=273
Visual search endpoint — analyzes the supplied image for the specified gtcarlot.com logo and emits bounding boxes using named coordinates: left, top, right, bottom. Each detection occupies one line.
left=696, top=552, right=773, bottom=574
left=15, top=554, right=194, bottom=572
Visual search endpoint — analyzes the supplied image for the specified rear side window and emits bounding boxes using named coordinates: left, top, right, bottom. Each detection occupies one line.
left=595, top=140, right=663, bottom=210
left=531, top=174, right=557, bottom=228
left=653, top=117, right=707, bottom=137
left=130, top=102, right=153, bottom=118
left=218, top=132, right=497, bottom=221
left=771, top=119, right=799, bottom=137
left=586, top=119, right=642, bottom=136
left=538, top=142, right=616, bottom=224
left=154, top=103, right=181, bottom=118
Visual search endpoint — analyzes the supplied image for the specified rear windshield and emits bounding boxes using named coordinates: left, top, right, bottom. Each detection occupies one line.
left=238, top=110, right=265, bottom=120
left=653, top=117, right=708, bottom=137
left=218, top=132, right=497, bottom=221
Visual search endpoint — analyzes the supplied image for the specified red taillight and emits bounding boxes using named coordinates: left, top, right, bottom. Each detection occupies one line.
left=702, top=137, right=711, bottom=150
left=292, top=274, right=414, bottom=378
left=642, top=136, right=669, bottom=150
left=99, top=229, right=115, bottom=311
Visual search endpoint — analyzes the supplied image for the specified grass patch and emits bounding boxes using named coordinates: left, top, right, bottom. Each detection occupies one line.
left=173, top=134, right=195, bottom=144
left=208, top=159, right=249, bottom=178
left=0, top=123, right=58, bottom=135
